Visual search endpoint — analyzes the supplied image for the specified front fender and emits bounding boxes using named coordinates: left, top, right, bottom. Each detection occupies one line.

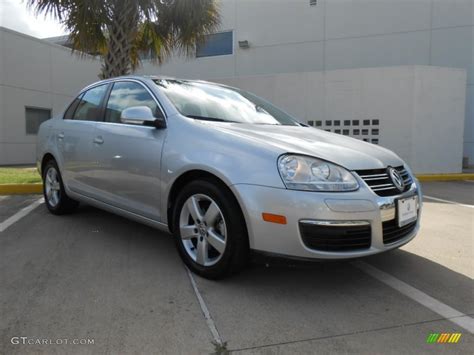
left=160, top=116, right=286, bottom=223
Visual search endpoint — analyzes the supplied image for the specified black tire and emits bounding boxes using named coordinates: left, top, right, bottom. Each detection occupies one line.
left=172, top=179, right=249, bottom=279
left=42, top=159, right=79, bottom=215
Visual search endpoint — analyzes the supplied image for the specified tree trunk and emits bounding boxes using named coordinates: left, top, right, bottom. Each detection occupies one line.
left=100, top=0, right=138, bottom=79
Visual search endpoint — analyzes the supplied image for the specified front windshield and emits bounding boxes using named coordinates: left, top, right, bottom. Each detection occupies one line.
left=153, top=79, right=299, bottom=126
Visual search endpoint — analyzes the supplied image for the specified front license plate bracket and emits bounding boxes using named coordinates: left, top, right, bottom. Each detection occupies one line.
left=397, top=195, right=418, bottom=227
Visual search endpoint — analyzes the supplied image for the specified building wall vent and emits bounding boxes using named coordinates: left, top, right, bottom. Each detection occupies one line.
left=310, top=0, right=317, bottom=6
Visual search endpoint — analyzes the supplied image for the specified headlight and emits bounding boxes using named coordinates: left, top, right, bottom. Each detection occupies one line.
left=277, top=154, right=359, bottom=192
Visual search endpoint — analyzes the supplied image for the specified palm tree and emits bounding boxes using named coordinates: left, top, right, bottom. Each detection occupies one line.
left=28, top=0, right=220, bottom=78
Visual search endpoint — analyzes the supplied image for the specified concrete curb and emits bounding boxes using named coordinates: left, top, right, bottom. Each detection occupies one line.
left=0, top=174, right=473, bottom=195
left=416, top=173, right=474, bottom=182
left=0, top=184, right=43, bottom=195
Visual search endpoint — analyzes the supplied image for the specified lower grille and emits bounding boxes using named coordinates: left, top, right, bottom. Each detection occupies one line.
left=299, top=222, right=371, bottom=252
left=382, top=219, right=417, bottom=244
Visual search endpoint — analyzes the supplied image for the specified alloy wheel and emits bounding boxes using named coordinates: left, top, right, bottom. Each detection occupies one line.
left=179, top=194, right=227, bottom=266
left=45, top=166, right=61, bottom=207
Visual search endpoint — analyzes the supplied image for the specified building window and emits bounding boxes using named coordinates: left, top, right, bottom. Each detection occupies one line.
left=196, top=31, right=233, bottom=58
left=25, top=107, right=51, bottom=135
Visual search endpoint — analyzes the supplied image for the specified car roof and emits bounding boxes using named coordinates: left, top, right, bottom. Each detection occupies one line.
left=80, top=75, right=238, bottom=94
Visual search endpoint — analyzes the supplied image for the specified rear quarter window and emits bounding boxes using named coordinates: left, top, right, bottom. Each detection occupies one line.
left=63, top=94, right=83, bottom=120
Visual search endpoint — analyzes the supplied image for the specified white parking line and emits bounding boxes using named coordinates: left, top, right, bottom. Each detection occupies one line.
left=185, top=267, right=223, bottom=346
left=423, top=195, right=474, bottom=208
left=354, top=261, right=474, bottom=334
left=0, top=198, right=44, bottom=232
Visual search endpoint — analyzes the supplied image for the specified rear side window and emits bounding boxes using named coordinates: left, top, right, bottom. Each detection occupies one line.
left=72, top=84, right=108, bottom=121
left=105, top=81, right=161, bottom=123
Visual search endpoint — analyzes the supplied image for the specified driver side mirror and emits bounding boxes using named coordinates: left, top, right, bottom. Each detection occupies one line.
left=120, top=106, right=167, bottom=129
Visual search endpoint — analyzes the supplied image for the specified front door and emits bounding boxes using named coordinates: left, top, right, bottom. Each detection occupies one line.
left=91, top=81, right=166, bottom=221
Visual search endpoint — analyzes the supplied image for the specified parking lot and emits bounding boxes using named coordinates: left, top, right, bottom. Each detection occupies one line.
left=0, top=181, right=472, bottom=354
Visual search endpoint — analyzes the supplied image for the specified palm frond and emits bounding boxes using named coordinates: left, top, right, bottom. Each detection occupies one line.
left=29, top=0, right=108, bottom=55
left=65, top=0, right=109, bottom=56
left=27, top=0, right=72, bottom=21
left=157, top=0, right=221, bottom=57
left=131, top=20, right=170, bottom=70
left=26, top=0, right=222, bottom=78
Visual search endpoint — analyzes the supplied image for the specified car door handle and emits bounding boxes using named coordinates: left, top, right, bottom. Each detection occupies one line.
left=57, top=132, right=64, bottom=140
left=93, top=136, right=104, bottom=145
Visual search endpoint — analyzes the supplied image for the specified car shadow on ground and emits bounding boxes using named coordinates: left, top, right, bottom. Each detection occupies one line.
left=72, top=203, right=473, bottom=314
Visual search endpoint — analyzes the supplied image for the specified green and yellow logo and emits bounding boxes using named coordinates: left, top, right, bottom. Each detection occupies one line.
left=426, top=333, right=462, bottom=344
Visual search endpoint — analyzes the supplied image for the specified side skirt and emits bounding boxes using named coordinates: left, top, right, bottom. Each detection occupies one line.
left=67, top=190, right=170, bottom=234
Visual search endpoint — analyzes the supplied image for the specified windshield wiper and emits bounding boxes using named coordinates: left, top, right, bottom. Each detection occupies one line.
left=186, top=115, right=239, bottom=123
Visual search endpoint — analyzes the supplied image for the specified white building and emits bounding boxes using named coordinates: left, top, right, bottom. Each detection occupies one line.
left=0, top=0, right=472, bottom=173
left=140, top=0, right=473, bottom=170
left=0, top=27, right=100, bottom=165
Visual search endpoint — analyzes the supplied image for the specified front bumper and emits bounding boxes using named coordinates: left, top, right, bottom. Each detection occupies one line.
left=230, top=179, right=422, bottom=260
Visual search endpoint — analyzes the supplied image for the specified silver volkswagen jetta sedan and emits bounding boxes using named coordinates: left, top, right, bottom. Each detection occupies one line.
left=37, top=75, right=422, bottom=279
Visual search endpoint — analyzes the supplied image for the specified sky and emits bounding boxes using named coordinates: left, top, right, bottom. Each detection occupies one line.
left=0, top=0, right=67, bottom=38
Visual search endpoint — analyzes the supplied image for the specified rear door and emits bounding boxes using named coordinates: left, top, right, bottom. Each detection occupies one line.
left=54, top=83, right=109, bottom=196
left=91, top=80, right=166, bottom=220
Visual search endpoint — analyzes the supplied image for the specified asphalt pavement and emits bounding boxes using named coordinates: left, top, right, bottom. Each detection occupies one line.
left=0, top=181, right=472, bottom=354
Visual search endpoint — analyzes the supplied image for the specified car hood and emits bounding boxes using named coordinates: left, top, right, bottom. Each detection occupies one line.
left=213, top=123, right=404, bottom=170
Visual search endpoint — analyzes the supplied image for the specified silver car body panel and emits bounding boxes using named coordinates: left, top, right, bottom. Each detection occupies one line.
left=52, top=119, right=98, bottom=195
left=90, top=122, right=166, bottom=220
left=36, top=75, right=422, bottom=260
left=230, top=179, right=422, bottom=258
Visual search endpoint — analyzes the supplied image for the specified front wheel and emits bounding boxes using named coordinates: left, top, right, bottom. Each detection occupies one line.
left=172, top=180, right=249, bottom=279
left=42, top=160, right=79, bottom=215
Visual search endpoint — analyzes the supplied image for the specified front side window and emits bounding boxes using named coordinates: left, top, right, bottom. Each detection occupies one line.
left=154, top=79, right=299, bottom=126
left=105, top=81, right=160, bottom=123
left=196, top=31, right=233, bottom=58
left=72, top=84, right=108, bottom=121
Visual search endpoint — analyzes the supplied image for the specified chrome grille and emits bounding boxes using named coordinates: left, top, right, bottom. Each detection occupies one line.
left=356, top=166, right=413, bottom=196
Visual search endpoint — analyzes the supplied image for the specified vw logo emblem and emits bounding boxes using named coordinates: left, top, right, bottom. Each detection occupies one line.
left=388, top=167, right=405, bottom=192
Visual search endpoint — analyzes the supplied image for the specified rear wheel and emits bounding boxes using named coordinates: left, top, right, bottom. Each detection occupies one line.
left=43, top=159, right=79, bottom=215
left=172, top=180, right=249, bottom=279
